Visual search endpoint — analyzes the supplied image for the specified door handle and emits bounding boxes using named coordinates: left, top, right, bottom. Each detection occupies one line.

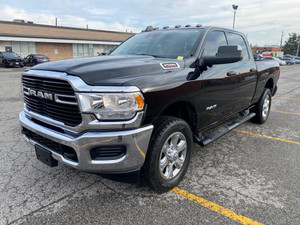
left=227, top=71, right=240, bottom=76
left=250, top=68, right=257, bottom=72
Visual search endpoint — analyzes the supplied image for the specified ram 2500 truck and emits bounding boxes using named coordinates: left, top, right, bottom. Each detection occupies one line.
left=19, top=25, right=279, bottom=192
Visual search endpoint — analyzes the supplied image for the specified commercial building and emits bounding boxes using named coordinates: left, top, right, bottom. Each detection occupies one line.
left=251, top=46, right=281, bottom=54
left=0, top=20, right=134, bottom=61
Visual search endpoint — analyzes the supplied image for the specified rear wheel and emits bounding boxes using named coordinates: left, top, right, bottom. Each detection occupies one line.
left=251, top=89, right=272, bottom=124
left=141, top=117, right=193, bottom=192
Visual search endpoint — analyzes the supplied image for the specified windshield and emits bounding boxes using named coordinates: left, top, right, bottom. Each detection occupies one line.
left=111, top=29, right=203, bottom=59
left=3, top=52, right=19, bottom=58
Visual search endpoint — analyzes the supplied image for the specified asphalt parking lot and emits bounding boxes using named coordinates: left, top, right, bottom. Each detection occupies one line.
left=0, top=64, right=300, bottom=225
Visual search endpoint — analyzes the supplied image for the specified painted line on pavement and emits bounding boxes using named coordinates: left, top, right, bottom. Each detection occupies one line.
left=271, top=110, right=300, bottom=116
left=171, top=187, right=263, bottom=225
left=233, top=129, right=300, bottom=146
left=274, top=97, right=300, bottom=102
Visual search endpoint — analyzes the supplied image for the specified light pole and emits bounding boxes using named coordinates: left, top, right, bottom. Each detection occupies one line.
left=297, top=35, right=300, bottom=57
left=232, top=5, right=238, bottom=30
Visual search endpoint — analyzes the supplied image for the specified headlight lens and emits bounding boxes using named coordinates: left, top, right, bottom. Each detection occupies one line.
left=77, top=92, right=144, bottom=120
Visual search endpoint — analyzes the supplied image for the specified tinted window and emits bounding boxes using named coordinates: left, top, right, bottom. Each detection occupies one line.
left=203, top=31, right=227, bottom=56
left=226, top=33, right=249, bottom=60
left=34, top=55, right=47, bottom=58
left=111, top=29, right=203, bottom=59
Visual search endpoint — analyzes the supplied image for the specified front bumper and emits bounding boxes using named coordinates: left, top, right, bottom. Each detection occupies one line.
left=7, top=61, right=24, bottom=67
left=19, top=111, right=153, bottom=173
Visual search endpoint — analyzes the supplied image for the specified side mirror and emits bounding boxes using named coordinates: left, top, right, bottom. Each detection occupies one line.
left=203, top=45, right=243, bottom=66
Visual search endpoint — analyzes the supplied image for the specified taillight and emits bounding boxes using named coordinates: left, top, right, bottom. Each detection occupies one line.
left=278, top=66, right=280, bottom=80
left=36, top=58, right=40, bottom=61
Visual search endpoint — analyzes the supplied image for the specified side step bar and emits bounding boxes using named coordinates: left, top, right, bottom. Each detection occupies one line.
left=197, top=112, right=256, bottom=147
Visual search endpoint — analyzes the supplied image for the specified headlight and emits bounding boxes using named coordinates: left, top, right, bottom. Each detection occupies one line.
left=77, top=92, right=144, bottom=120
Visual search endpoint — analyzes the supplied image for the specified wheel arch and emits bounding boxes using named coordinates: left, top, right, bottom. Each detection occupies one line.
left=154, top=101, right=197, bottom=133
left=265, top=78, right=274, bottom=92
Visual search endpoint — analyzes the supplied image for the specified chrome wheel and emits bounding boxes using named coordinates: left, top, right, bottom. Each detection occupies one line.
left=159, top=132, right=187, bottom=180
left=262, top=95, right=270, bottom=119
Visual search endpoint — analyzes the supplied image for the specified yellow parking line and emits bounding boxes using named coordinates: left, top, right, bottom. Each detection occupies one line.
left=233, top=129, right=300, bottom=145
left=171, top=187, right=263, bottom=225
left=274, top=97, right=300, bottom=102
left=271, top=110, right=300, bottom=116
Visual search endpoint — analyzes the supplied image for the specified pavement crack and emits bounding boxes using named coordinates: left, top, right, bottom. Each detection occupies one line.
left=7, top=179, right=102, bottom=225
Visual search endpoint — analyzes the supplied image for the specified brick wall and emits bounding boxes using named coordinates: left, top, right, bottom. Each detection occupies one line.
left=36, top=43, right=73, bottom=61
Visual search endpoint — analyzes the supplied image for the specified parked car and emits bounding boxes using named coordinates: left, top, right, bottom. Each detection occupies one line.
left=283, top=56, right=295, bottom=65
left=275, top=57, right=286, bottom=66
left=253, top=54, right=263, bottom=61
left=263, top=57, right=283, bottom=65
left=0, top=51, right=24, bottom=67
left=19, top=25, right=279, bottom=192
left=98, top=49, right=113, bottom=56
left=294, top=56, right=300, bottom=64
left=24, top=54, right=50, bottom=66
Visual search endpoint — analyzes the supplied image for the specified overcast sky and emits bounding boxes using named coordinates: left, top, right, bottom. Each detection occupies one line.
left=0, top=0, right=299, bottom=46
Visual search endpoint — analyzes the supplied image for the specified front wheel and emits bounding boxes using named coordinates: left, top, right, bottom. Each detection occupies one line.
left=141, top=117, right=193, bottom=192
left=251, top=88, right=272, bottom=124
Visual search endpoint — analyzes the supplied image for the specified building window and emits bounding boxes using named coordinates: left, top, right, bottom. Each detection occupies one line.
left=72, top=44, right=94, bottom=58
left=12, top=42, right=36, bottom=58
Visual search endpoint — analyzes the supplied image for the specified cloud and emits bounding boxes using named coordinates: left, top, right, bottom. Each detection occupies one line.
left=0, top=0, right=299, bottom=46
left=0, top=5, right=141, bottom=33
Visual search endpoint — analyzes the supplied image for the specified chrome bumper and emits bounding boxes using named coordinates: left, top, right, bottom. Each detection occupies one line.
left=19, top=111, right=153, bottom=173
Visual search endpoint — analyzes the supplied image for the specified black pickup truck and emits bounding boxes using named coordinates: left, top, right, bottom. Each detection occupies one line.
left=19, top=25, right=279, bottom=192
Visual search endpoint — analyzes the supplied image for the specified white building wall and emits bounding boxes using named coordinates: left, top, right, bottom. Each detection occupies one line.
left=0, top=41, right=12, bottom=52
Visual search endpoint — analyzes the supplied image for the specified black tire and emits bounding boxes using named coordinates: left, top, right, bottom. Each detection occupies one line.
left=141, top=116, right=193, bottom=192
left=251, top=88, right=272, bottom=124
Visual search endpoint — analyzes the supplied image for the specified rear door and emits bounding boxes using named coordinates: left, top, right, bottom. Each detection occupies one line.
left=225, top=32, right=257, bottom=111
left=200, top=30, right=257, bottom=128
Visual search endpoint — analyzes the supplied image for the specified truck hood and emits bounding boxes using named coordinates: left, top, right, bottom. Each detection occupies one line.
left=31, top=55, right=185, bottom=86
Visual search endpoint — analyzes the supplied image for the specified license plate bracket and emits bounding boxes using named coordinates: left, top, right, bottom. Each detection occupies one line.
left=35, top=145, right=58, bottom=167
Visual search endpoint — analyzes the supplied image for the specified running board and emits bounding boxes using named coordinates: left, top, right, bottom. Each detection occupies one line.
left=197, top=112, right=256, bottom=146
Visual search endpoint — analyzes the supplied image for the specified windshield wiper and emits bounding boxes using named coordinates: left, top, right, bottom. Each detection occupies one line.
left=136, top=54, right=169, bottom=58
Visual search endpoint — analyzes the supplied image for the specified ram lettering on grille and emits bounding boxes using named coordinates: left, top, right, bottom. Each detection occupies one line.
left=27, top=87, right=54, bottom=100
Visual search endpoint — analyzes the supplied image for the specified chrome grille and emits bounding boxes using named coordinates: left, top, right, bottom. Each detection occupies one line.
left=22, top=75, right=82, bottom=126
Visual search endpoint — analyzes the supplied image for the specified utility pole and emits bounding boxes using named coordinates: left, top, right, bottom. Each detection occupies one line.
left=232, top=5, right=238, bottom=30
left=297, top=35, right=300, bottom=56
left=55, top=18, right=57, bottom=26
left=280, top=31, right=283, bottom=51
